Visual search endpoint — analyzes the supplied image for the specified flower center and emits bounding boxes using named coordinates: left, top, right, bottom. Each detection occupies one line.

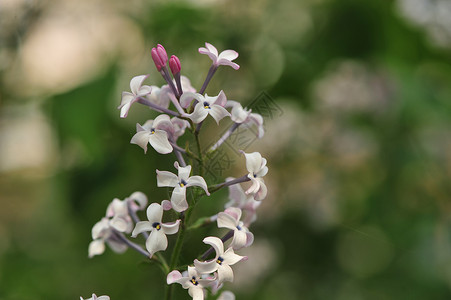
left=152, top=222, right=161, bottom=230
left=203, top=102, right=210, bottom=109
left=236, top=225, right=242, bottom=231
left=151, top=128, right=156, bottom=134
left=253, top=173, right=257, bottom=178
left=216, top=256, right=224, bottom=265
left=190, top=276, right=199, bottom=286
left=179, top=179, right=187, bottom=187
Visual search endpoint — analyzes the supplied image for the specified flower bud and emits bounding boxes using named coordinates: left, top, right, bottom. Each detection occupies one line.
left=151, top=44, right=168, bottom=71
left=169, top=55, right=181, bottom=75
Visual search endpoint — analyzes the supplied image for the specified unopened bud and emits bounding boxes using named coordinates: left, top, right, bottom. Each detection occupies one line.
left=169, top=55, right=181, bottom=75
left=151, top=44, right=168, bottom=71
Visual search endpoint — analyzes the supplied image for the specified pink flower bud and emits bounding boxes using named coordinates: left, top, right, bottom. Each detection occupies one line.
left=151, top=44, right=168, bottom=71
left=169, top=55, right=181, bottom=75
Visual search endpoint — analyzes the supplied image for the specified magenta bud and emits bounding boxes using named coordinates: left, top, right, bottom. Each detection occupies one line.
left=169, top=55, right=181, bottom=74
left=151, top=44, right=168, bottom=71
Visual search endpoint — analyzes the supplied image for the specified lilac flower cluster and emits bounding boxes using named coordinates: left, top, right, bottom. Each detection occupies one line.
left=82, top=43, right=267, bottom=300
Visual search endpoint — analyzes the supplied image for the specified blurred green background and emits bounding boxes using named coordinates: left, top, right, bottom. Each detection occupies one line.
left=1, top=0, right=451, bottom=299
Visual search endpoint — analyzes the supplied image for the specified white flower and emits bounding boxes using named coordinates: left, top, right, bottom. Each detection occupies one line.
left=105, top=191, right=148, bottom=233
left=227, top=100, right=264, bottom=138
left=181, top=91, right=231, bottom=124
left=131, top=114, right=173, bottom=154
left=150, top=75, right=196, bottom=109
left=198, top=42, right=240, bottom=70
left=80, top=294, right=110, bottom=300
left=118, top=75, right=152, bottom=118
left=194, top=237, right=245, bottom=284
left=131, top=203, right=180, bottom=257
left=217, top=207, right=254, bottom=250
left=242, top=151, right=268, bottom=201
left=167, top=266, right=215, bottom=300
left=88, top=218, right=127, bottom=258
left=225, top=179, right=261, bottom=226
left=156, top=162, right=210, bottom=212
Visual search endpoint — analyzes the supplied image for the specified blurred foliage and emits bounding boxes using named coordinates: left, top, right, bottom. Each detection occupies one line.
left=1, top=0, right=451, bottom=299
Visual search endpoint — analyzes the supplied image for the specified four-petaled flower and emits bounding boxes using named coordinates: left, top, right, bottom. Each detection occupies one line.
left=199, top=43, right=240, bottom=70
left=217, top=207, right=254, bottom=250
left=131, top=114, right=174, bottom=154
left=88, top=217, right=127, bottom=258
left=80, top=294, right=110, bottom=300
left=167, top=266, right=215, bottom=300
left=118, top=75, right=152, bottom=118
left=132, top=203, right=180, bottom=257
left=242, top=151, right=268, bottom=201
left=194, top=237, right=245, bottom=284
left=106, top=191, right=148, bottom=234
left=156, top=162, right=210, bottom=212
left=181, top=91, right=231, bottom=124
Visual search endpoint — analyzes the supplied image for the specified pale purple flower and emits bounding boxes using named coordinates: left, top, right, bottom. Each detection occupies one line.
left=225, top=179, right=261, bottom=226
left=242, top=151, right=268, bottom=201
left=167, top=266, right=215, bottom=300
left=217, top=207, right=254, bottom=250
left=131, top=203, right=180, bottom=257
left=227, top=100, right=264, bottom=138
left=181, top=91, right=231, bottom=124
left=80, top=293, right=110, bottom=300
left=131, top=114, right=173, bottom=154
left=88, top=218, right=127, bottom=258
left=198, top=43, right=240, bottom=70
left=194, top=237, right=245, bottom=284
left=171, top=117, right=190, bottom=141
left=118, top=75, right=152, bottom=118
left=156, top=162, right=210, bottom=212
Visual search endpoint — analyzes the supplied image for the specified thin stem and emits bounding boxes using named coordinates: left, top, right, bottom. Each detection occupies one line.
left=137, top=97, right=180, bottom=117
left=208, top=174, right=250, bottom=194
left=199, top=65, right=218, bottom=95
left=194, top=132, right=204, bottom=177
left=161, top=67, right=180, bottom=98
left=209, top=122, right=241, bottom=152
left=112, top=231, right=150, bottom=258
left=174, top=72, right=183, bottom=96
left=200, top=230, right=234, bottom=260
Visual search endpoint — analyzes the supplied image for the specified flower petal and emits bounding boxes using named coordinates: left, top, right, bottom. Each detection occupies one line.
left=217, top=264, right=234, bottom=283
left=218, top=50, right=238, bottom=61
left=130, top=75, right=149, bottom=95
left=225, top=180, right=246, bottom=208
left=231, top=229, right=247, bottom=250
left=91, top=218, right=110, bottom=239
left=130, top=131, right=151, bottom=153
left=131, top=221, right=152, bottom=237
left=170, top=186, right=188, bottom=212
left=109, top=216, right=129, bottom=233
left=106, top=239, right=128, bottom=254
left=176, top=163, right=192, bottom=182
left=256, top=165, right=268, bottom=178
left=189, top=286, right=205, bottom=300
left=231, top=104, right=250, bottom=123
left=203, top=236, right=224, bottom=256
left=254, top=180, right=267, bottom=201
left=216, top=59, right=240, bottom=70
left=186, top=103, right=209, bottom=123
left=167, top=270, right=183, bottom=284
left=118, top=92, right=136, bottom=118
left=186, top=176, right=210, bottom=195
left=217, top=212, right=237, bottom=230
left=146, top=229, right=168, bottom=256
left=129, top=191, right=148, bottom=210
left=162, top=219, right=180, bottom=235
left=212, top=90, right=227, bottom=107
left=224, top=207, right=241, bottom=221
left=218, top=291, right=235, bottom=300
left=146, top=203, right=163, bottom=223
left=156, top=170, right=179, bottom=187
left=180, top=92, right=203, bottom=108
left=88, top=239, right=105, bottom=258
left=242, top=152, right=263, bottom=174
left=222, top=248, right=244, bottom=265
left=209, top=105, right=231, bottom=124
left=148, top=130, right=173, bottom=154
left=194, top=259, right=218, bottom=274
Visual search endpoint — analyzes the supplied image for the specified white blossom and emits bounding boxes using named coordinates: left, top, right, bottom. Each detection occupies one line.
left=227, top=100, right=264, bottom=138
left=132, top=203, right=180, bottom=257
left=118, top=75, right=152, bottom=118
left=224, top=179, right=261, bottom=226
left=181, top=91, right=231, bottom=124
left=156, top=162, right=210, bottom=212
left=198, top=43, right=240, bottom=70
left=194, top=237, right=245, bottom=284
left=167, top=266, right=215, bottom=300
left=242, top=151, right=268, bottom=201
left=131, top=114, right=173, bottom=154
left=217, top=207, right=254, bottom=250
left=88, top=218, right=127, bottom=258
